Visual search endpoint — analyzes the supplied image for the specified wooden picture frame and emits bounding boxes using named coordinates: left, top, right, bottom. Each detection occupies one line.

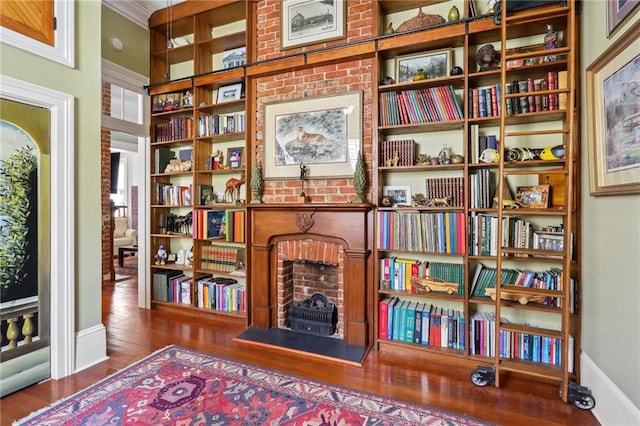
left=516, top=185, right=549, bottom=208
left=607, top=0, right=640, bottom=37
left=587, top=20, right=640, bottom=196
left=383, top=185, right=412, bottom=207
left=395, top=49, right=451, bottom=83
left=152, top=92, right=182, bottom=112
left=263, top=91, right=362, bottom=179
left=216, top=83, right=243, bottom=104
left=227, top=147, right=244, bottom=169
left=280, top=0, right=346, bottom=50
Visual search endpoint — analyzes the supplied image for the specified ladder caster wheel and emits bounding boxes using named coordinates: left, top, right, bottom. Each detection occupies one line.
left=568, top=382, right=596, bottom=410
left=470, top=366, right=494, bottom=387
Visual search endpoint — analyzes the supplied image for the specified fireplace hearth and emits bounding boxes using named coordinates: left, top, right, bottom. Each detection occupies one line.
left=239, top=203, right=374, bottom=362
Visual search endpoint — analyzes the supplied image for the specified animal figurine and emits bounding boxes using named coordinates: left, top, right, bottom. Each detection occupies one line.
left=427, top=197, right=451, bottom=207
left=224, top=171, right=246, bottom=202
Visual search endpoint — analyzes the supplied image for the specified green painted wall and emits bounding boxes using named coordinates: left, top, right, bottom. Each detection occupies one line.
left=102, top=6, right=149, bottom=77
left=0, top=1, right=103, bottom=333
left=580, top=4, right=640, bottom=407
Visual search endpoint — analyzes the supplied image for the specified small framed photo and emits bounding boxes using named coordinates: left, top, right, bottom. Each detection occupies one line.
left=383, top=185, right=411, bottom=207
left=516, top=185, right=549, bottom=208
left=181, top=90, right=193, bottom=108
left=227, top=147, right=244, bottom=169
left=167, top=253, right=177, bottom=263
left=216, top=83, right=243, bottom=104
left=395, top=49, right=451, bottom=83
left=533, top=231, right=564, bottom=258
left=152, top=92, right=182, bottom=112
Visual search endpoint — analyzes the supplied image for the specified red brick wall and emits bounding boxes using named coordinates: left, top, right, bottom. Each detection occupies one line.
left=254, top=0, right=375, bottom=204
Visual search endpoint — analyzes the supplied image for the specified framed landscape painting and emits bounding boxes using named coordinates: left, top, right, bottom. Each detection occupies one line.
left=281, top=0, right=346, bottom=49
left=587, top=20, right=640, bottom=195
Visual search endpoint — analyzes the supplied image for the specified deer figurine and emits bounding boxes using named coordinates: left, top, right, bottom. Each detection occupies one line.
left=224, top=171, right=246, bottom=202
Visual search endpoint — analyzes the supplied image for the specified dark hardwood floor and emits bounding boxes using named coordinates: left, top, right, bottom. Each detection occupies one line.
left=1, top=274, right=599, bottom=425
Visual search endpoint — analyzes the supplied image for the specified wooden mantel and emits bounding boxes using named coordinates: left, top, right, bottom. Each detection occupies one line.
left=246, top=203, right=375, bottom=347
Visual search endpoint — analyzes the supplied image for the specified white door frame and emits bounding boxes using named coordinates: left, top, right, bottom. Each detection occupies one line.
left=101, top=60, right=149, bottom=309
left=0, top=74, right=76, bottom=379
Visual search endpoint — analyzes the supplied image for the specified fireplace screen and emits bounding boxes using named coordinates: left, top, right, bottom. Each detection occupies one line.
left=286, top=292, right=337, bottom=336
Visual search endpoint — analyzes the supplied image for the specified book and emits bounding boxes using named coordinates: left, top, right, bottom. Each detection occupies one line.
left=153, top=270, right=182, bottom=302
left=379, top=297, right=393, bottom=340
left=206, top=210, right=226, bottom=239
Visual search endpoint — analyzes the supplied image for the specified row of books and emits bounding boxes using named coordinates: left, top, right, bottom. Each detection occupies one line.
left=379, top=297, right=466, bottom=350
left=152, top=270, right=193, bottom=304
left=198, top=111, right=246, bottom=137
left=196, top=276, right=245, bottom=312
left=469, top=84, right=502, bottom=119
left=425, top=177, right=464, bottom=207
left=154, top=183, right=192, bottom=206
left=498, top=330, right=572, bottom=370
left=193, top=209, right=244, bottom=242
left=378, top=211, right=466, bottom=254
left=154, top=117, right=193, bottom=142
left=199, top=244, right=244, bottom=273
left=379, top=139, right=416, bottom=167
left=469, top=169, right=495, bottom=209
left=379, top=85, right=464, bottom=126
left=504, top=71, right=567, bottom=115
left=469, top=213, right=534, bottom=256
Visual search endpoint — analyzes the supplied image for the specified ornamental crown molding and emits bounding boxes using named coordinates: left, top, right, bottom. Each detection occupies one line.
left=103, top=0, right=185, bottom=28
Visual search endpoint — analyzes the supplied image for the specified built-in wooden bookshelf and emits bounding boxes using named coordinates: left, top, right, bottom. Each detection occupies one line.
left=373, top=0, right=581, bottom=404
left=147, top=0, right=254, bottom=322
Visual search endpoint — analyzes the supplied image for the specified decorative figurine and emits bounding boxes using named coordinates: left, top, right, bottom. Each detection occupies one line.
left=299, top=163, right=308, bottom=197
left=351, top=150, right=367, bottom=203
left=543, top=24, right=558, bottom=62
left=384, top=22, right=395, bottom=34
left=155, top=244, right=168, bottom=265
left=477, top=44, right=500, bottom=71
left=185, top=247, right=193, bottom=266
left=176, top=248, right=186, bottom=265
left=250, top=156, right=264, bottom=203
left=224, top=171, right=246, bottom=203
left=413, top=68, right=427, bottom=81
left=487, top=0, right=498, bottom=13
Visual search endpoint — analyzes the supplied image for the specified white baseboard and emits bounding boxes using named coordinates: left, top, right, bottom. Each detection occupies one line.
left=74, top=324, right=108, bottom=372
left=581, top=352, right=640, bottom=425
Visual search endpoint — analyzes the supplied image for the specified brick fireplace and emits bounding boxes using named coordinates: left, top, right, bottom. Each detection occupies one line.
left=246, top=204, right=374, bottom=348
left=277, top=239, right=343, bottom=338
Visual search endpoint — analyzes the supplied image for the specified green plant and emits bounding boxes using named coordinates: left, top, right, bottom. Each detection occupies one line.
left=0, top=147, right=37, bottom=293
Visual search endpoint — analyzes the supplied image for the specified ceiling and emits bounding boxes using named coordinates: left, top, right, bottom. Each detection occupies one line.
left=103, top=0, right=186, bottom=28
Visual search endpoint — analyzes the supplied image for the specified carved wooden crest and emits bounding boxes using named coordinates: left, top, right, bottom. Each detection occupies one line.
left=296, top=212, right=315, bottom=232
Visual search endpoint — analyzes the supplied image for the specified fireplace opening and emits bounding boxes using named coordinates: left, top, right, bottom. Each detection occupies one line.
left=277, top=240, right=344, bottom=339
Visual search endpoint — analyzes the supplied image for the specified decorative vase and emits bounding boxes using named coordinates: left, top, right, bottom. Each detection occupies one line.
left=250, top=157, right=264, bottom=204
left=351, top=151, right=367, bottom=203
left=448, top=6, right=460, bottom=22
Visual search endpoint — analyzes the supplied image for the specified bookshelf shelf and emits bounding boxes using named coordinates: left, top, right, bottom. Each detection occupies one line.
left=374, top=0, right=580, bottom=404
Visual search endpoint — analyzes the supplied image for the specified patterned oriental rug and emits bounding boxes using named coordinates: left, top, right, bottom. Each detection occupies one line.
left=15, top=346, right=491, bottom=426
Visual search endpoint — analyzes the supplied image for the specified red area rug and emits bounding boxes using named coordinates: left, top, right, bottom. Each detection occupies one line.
left=16, top=346, right=490, bottom=425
